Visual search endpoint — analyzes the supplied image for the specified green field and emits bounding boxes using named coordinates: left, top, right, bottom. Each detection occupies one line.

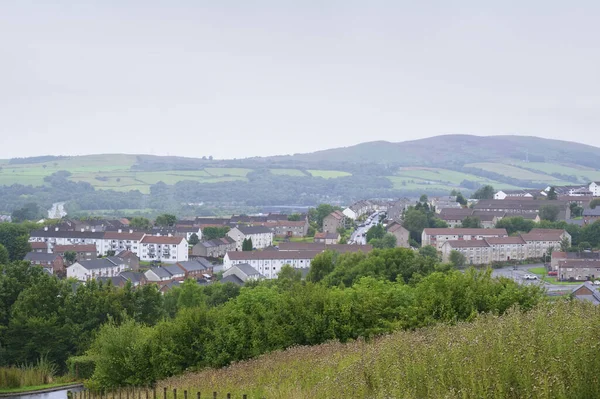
left=269, top=168, right=307, bottom=177
left=466, top=162, right=573, bottom=183
left=204, top=167, right=251, bottom=177
left=308, top=170, right=351, bottom=178
left=511, top=161, right=600, bottom=182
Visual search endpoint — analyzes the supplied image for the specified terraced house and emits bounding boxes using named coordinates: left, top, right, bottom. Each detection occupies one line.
left=422, top=228, right=509, bottom=250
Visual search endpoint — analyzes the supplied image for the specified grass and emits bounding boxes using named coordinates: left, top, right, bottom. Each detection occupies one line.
left=511, top=161, right=600, bottom=182
left=269, top=169, right=307, bottom=177
left=149, top=301, right=600, bottom=399
left=273, top=236, right=315, bottom=244
left=528, top=267, right=547, bottom=275
left=527, top=267, right=581, bottom=285
left=387, top=176, right=463, bottom=191
left=394, top=167, right=509, bottom=187
left=0, top=358, right=57, bottom=390
left=307, top=170, right=351, bottom=178
left=204, top=168, right=251, bottom=177
left=0, top=382, right=77, bottom=394
left=466, top=162, right=572, bottom=184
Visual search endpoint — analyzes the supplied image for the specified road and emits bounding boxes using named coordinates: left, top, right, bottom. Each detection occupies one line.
left=349, top=211, right=384, bottom=245
left=491, top=264, right=576, bottom=293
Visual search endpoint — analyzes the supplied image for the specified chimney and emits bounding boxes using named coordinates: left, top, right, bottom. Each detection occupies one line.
left=81, top=228, right=84, bottom=232
left=118, top=229, right=122, bottom=233
left=44, top=226, right=48, bottom=231
left=92, top=229, right=96, bottom=233
left=55, top=227, right=59, bottom=232
left=129, top=229, right=133, bottom=234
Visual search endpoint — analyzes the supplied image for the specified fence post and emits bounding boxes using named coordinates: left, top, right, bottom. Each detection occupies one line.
left=213, top=393, right=217, bottom=399
left=119, top=389, right=122, bottom=399
left=227, top=394, right=231, bottom=399
left=197, top=392, right=200, bottom=399
left=146, top=389, right=149, bottom=399
left=243, top=395, right=247, bottom=399
left=153, top=387, right=157, bottom=399
left=164, top=388, right=167, bottom=399
left=184, top=391, right=187, bottom=399
left=173, top=389, right=177, bottom=399
left=126, top=389, right=129, bottom=399
left=138, top=390, right=141, bottom=399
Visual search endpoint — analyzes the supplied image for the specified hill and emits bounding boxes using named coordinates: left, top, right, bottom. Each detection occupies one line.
left=158, top=301, right=600, bottom=399
left=1, top=135, right=600, bottom=215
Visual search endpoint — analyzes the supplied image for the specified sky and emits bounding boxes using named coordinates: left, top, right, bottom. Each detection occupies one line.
left=1, top=1, right=600, bottom=159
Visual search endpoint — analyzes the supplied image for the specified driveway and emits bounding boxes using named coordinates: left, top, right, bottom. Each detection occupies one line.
left=491, top=264, right=576, bottom=293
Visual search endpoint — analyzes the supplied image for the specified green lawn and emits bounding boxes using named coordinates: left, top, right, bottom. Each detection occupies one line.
left=307, top=170, right=351, bottom=178
left=274, top=237, right=314, bottom=244
left=466, top=162, right=572, bottom=184
left=0, top=382, right=79, bottom=394
left=528, top=267, right=547, bottom=275
left=387, top=176, right=463, bottom=191
left=269, top=169, right=307, bottom=177
left=511, top=161, right=600, bottom=182
left=528, top=267, right=583, bottom=285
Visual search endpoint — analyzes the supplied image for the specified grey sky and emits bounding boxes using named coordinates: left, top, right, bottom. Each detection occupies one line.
left=2, top=1, right=599, bottom=159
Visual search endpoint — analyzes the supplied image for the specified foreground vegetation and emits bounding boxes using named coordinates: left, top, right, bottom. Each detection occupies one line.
left=159, top=301, right=598, bottom=399
left=0, top=358, right=57, bottom=390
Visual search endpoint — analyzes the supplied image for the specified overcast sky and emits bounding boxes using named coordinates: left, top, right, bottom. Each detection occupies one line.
left=2, top=1, right=599, bottom=159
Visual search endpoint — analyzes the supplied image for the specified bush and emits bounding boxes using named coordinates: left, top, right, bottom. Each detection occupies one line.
left=67, top=356, right=96, bottom=380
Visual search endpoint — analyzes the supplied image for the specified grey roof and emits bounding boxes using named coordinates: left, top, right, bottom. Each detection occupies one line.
left=197, top=237, right=235, bottom=248
left=233, top=263, right=261, bottom=276
left=30, top=230, right=105, bottom=239
left=97, top=276, right=127, bottom=286
left=583, top=208, right=600, bottom=217
left=220, top=275, right=244, bottom=286
left=119, top=271, right=145, bottom=284
left=24, top=252, right=61, bottom=262
left=76, top=257, right=124, bottom=270
left=572, top=282, right=600, bottom=305
left=163, top=265, right=185, bottom=276
left=236, top=225, right=272, bottom=235
left=177, top=259, right=209, bottom=272
left=149, top=267, right=174, bottom=278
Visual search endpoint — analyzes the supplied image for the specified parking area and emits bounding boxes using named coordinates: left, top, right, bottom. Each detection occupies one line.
left=491, top=264, right=576, bottom=293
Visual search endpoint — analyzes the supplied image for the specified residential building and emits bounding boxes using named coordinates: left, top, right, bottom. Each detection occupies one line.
left=386, top=222, right=410, bottom=248
left=558, top=259, right=600, bottom=282
left=441, top=236, right=528, bottom=264
left=263, top=220, right=309, bottom=238
left=323, top=210, right=346, bottom=234
left=422, top=228, right=508, bottom=250
left=571, top=282, right=600, bottom=305
left=102, top=231, right=145, bottom=256
left=53, top=244, right=97, bottom=262
left=441, top=240, right=492, bottom=264
left=474, top=199, right=571, bottom=221
left=30, top=241, right=48, bottom=253
left=551, top=251, right=600, bottom=271
left=544, top=185, right=591, bottom=196
left=227, top=226, right=274, bottom=251
left=67, top=257, right=128, bottom=281
left=224, top=250, right=321, bottom=279
left=174, top=226, right=203, bottom=241
left=220, top=274, right=245, bottom=286
left=29, top=228, right=106, bottom=253
left=140, top=236, right=189, bottom=263
left=119, top=271, right=147, bottom=287
left=583, top=208, right=600, bottom=224
left=116, top=250, right=140, bottom=271
left=493, top=189, right=539, bottom=200
left=192, top=237, right=236, bottom=258
left=430, top=196, right=462, bottom=213
left=438, top=208, right=477, bottom=228
left=343, top=200, right=373, bottom=220
left=558, top=195, right=593, bottom=207
left=176, top=258, right=213, bottom=278
left=275, top=242, right=373, bottom=254
left=24, top=252, right=65, bottom=274
left=521, top=229, right=571, bottom=258
left=144, top=265, right=186, bottom=283
left=222, top=263, right=263, bottom=283
left=590, top=182, right=600, bottom=197
left=314, top=232, right=340, bottom=245
left=387, top=199, right=411, bottom=222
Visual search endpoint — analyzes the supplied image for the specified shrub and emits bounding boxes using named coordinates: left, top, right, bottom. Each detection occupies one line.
left=67, top=356, right=96, bottom=380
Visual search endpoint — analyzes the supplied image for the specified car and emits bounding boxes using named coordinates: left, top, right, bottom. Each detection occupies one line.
left=523, top=274, right=538, bottom=280
left=547, top=271, right=558, bottom=276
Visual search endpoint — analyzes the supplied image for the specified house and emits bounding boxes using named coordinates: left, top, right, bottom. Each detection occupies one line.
left=343, top=200, right=373, bottom=220
left=102, top=231, right=145, bottom=256
left=544, top=185, right=591, bottom=196
left=24, top=252, right=65, bottom=274
left=116, top=250, right=140, bottom=271
left=97, top=275, right=128, bottom=287
left=314, top=232, right=340, bottom=245
left=140, top=236, right=188, bottom=263
left=29, top=228, right=106, bottom=253
left=323, top=211, right=346, bottom=234
left=438, top=208, right=477, bottom=228
left=386, top=222, right=410, bottom=248
left=387, top=199, right=411, bottom=222
left=422, top=228, right=508, bottom=250
left=30, top=242, right=48, bottom=253
left=67, top=257, right=129, bottom=281
left=558, top=195, right=593, bottom=207
left=551, top=251, right=600, bottom=271
left=474, top=200, right=571, bottom=221
left=174, top=226, right=203, bottom=241
left=144, top=264, right=186, bottom=283
left=119, top=271, right=147, bottom=287
left=220, top=274, right=245, bottom=286
left=224, top=250, right=321, bottom=279
left=192, top=237, right=236, bottom=258
left=521, top=229, right=571, bottom=258
left=583, top=208, right=600, bottom=224
left=440, top=236, right=528, bottom=264
left=571, top=282, right=600, bottom=305
left=590, top=182, right=600, bottom=197
left=263, top=220, right=309, bottom=238
left=493, top=189, right=539, bottom=200
left=558, top=259, right=600, bottom=282
left=227, top=226, right=274, bottom=251
left=222, top=263, right=263, bottom=283
left=430, top=196, right=462, bottom=213
left=274, top=242, right=373, bottom=254
left=53, top=244, right=97, bottom=262
left=176, top=258, right=213, bottom=278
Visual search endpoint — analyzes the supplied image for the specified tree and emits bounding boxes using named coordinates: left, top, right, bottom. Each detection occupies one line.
left=449, top=250, right=467, bottom=268
left=402, top=209, right=428, bottom=244
left=11, top=203, right=41, bottom=223
left=155, top=214, right=177, bottom=227
left=472, top=185, right=495, bottom=200
left=560, top=237, right=571, bottom=252
left=306, top=250, right=336, bottom=283
left=366, top=224, right=385, bottom=243
left=0, top=223, right=31, bottom=261
left=539, top=204, right=560, bottom=222
left=450, top=190, right=467, bottom=206
left=460, top=216, right=481, bottom=228
left=495, top=217, right=535, bottom=235
left=287, top=213, right=301, bottom=221
left=547, top=187, right=558, bottom=200
left=202, top=226, right=230, bottom=240
left=188, top=233, right=200, bottom=246
left=309, top=204, right=339, bottom=229
left=419, top=245, right=440, bottom=260
left=590, top=199, right=600, bottom=209
left=370, top=233, right=397, bottom=249
left=569, top=202, right=584, bottom=218
left=578, top=241, right=592, bottom=252
left=242, top=238, right=253, bottom=251
left=0, top=244, right=8, bottom=265
left=129, top=217, right=151, bottom=230
left=64, top=251, right=77, bottom=265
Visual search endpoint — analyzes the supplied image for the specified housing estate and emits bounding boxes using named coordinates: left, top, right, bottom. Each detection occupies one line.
left=227, top=226, right=274, bottom=250
left=473, top=199, right=571, bottom=221
left=140, top=235, right=189, bottom=263
left=262, top=220, right=309, bottom=238
left=223, top=250, right=319, bottom=279
left=313, top=232, right=340, bottom=244
left=557, top=259, right=600, bottom=282
left=53, top=244, right=97, bottom=262
left=192, top=237, right=236, bottom=257
left=67, top=256, right=129, bottom=281
left=24, top=252, right=64, bottom=274
left=386, top=221, right=410, bottom=248
left=422, top=228, right=509, bottom=250
left=323, top=210, right=346, bottom=234
left=222, top=263, right=263, bottom=283
left=493, top=189, right=539, bottom=200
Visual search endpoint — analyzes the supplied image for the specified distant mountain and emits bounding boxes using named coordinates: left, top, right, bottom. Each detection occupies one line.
left=275, top=135, right=600, bottom=168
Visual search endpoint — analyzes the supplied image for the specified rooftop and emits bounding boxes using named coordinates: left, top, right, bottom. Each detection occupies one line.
left=235, top=225, right=273, bottom=235
left=53, top=244, right=97, bottom=253
left=24, top=252, right=61, bottom=262
left=141, top=236, right=184, bottom=245
left=423, top=228, right=508, bottom=236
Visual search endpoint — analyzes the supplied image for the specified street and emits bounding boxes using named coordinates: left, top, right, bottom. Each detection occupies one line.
left=491, top=264, right=575, bottom=293
left=349, top=211, right=384, bottom=245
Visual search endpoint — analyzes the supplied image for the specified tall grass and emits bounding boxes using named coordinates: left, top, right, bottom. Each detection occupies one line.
left=0, top=357, right=57, bottom=389
left=154, top=300, right=600, bottom=399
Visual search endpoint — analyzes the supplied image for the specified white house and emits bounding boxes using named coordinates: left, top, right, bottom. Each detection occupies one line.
left=227, top=226, right=274, bottom=251
left=223, top=250, right=320, bottom=279
left=140, top=236, right=189, bottom=263
left=29, top=228, right=107, bottom=253
left=67, top=257, right=128, bottom=281
left=144, top=265, right=185, bottom=282
left=102, top=231, right=146, bottom=257
left=222, top=263, right=263, bottom=282
left=493, top=190, right=536, bottom=200
left=590, top=182, right=600, bottom=197
left=342, top=207, right=357, bottom=220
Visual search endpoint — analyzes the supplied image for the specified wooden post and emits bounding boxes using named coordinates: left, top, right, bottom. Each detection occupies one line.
left=153, top=387, right=157, bottom=399
left=146, top=389, right=149, bottom=399
left=243, top=395, right=247, bottom=399
left=119, top=389, right=122, bottom=399
left=184, top=391, right=187, bottom=399
left=227, top=394, right=231, bottom=399
left=173, top=389, right=177, bottom=399
left=127, top=389, right=129, bottom=399
left=197, top=392, right=200, bottom=399
left=213, top=393, right=217, bottom=399
left=138, top=390, right=141, bottom=399
left=164, top=387, right=167, bottom=399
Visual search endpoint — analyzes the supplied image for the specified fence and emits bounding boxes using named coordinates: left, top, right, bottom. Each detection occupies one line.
left=69, top=388, right=261, bottom=399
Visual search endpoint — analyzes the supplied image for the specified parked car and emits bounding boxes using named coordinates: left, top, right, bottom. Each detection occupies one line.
left=523, top=274, right=538, bottom=280
left=548, top=271, right=558, bottom=276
